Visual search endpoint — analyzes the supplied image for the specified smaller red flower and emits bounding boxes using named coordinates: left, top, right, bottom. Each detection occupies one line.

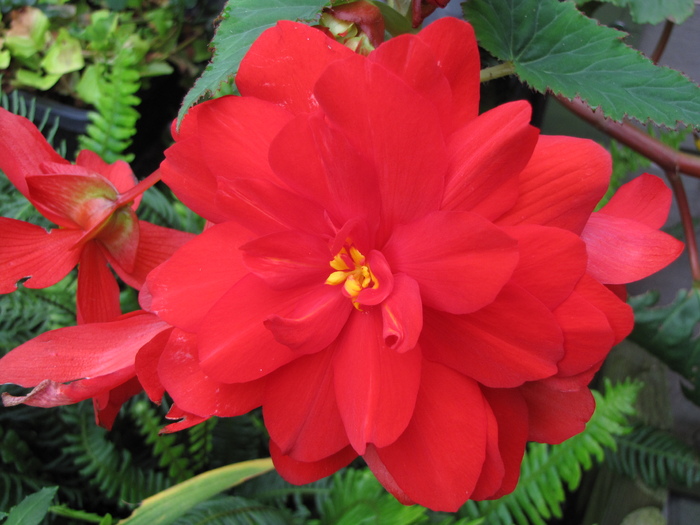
left=0, top=108, right=193, bottom=323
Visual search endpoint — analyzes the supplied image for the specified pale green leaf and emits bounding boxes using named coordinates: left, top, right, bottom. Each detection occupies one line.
left=178, top=0, right=328, bottom=124
left=4, top=487, right=57, bottom=525
left=119, top=458, right=274, bottom=525
left=465, top=0, right=700, bottom=128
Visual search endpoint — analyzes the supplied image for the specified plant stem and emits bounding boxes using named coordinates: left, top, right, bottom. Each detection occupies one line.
left=651, top=20, right=675, bottom=64
left=664, top=168, right=700, bottom=285
left=480, top=62, right=516, bottom=83
left=116, top=170, right=163, bottom=207
left=556, top=96, right=700, bottom=178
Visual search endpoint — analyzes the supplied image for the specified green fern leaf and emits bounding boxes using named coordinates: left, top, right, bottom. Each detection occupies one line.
left=607, top=424, right=700, bottom=488
left=172, top=495, right=292, bottom=525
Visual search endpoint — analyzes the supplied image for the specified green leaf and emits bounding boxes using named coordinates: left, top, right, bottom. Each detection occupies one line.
left=464, top=0, right=700, bottom=128
left=591, top=0, right=695, bottom=25
left=629, top=289, right=700, bottom=405
left=120, top=458, right=275, bottom=525
left=4, top=487, right=57, bottom=525
left=177, top=0, right=328, bottom=124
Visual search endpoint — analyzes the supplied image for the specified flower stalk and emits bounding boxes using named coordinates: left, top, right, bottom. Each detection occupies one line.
left=480, top=61, right=516, bottom=83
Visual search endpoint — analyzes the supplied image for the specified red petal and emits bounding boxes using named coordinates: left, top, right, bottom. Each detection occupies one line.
left=196, top=96, right=292, bottom=187
left=575, top=274, right=633, bottom=345
left=197, top=275, right=305, bottom=383
left=599, top=174, right=672, bottom=228
left=162, top=405, right=210, bottom=433
left=380, top=273, right=423, bottom=353
left=581, top=213, right=684, bottom=284
left=158, top=329, right=265, bottom=417
left=421, top=284, right=563, bottom=387
left=96, top=206, right=139, bottom=273
left=480, top=388, right=529, bottom=499
left=241, top=230, right=330, bottom=289
left=109, top=221, right=194, bottom=290
left=265, top=285, right=352, bottom=355
left=216, top=178, right=329, bottom=237
left=0, top=312, right=169, bottom=386
left=314, top=53, right=447, bottom=243
left=144, top=222, right=252, bottom=332
left=0, top=108, right=66, bottom=198
left=505, top=224, right=588, bottom=309
left=270, top=441, right=357, bottom=485
left=469, top=400, right=504, bottom=500
left=26, top=173, right=118, bottom=230
left=237, top=21, right=354, bottom=115
left=269, top=112, right=382, bottom=231
left=383, top=211, right=518, bottom=314
left=134, top=327, right=173, bottom=403
left=553, top=289, right=615, bottom=377
left=496, top=136, right=611, bottom=234
left=77, top=242, right=121, bottom=324
left=442, top=101, right=539, bottom=219
left=370, top=361, right=487, bottom=512
left=416, top=18, right=480, bottom=130
left=92, top=375, right=143, bottom=429
left=0, top=218, right=82, bottom=292
left=520, top=381, right=595, bottom=443
left=332, top=309, right=422, bottom=454
left=368, top=32, right=452, bottom=132
left=264, top=350, right=349, bottom=462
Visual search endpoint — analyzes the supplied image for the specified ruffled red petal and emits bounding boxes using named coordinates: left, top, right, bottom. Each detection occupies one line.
left=77, top=242, right=121, bottom=324
left=270, top=441, right=357, bottom=485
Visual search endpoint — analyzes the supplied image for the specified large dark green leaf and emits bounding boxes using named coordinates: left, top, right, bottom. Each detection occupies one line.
left=465, top=0, right=700, bottom=128
left=629, top=289, right=700, bottom=405
left=178, top=0, right=328, bottom=123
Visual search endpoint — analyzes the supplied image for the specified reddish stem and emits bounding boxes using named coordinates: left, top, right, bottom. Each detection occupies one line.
left=650, top=20, right=675, bottom=64
left=116, top=169, right=163, bottom=207
left=557, top=97, right=700, bottom=179
left=665, top=169, right=700, bottom=284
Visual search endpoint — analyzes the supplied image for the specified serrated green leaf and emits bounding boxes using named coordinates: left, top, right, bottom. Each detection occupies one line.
left=465, top=0, right=700, bottom=128
left=4, top=487, right=57, bottom=525
left=629, top=289, right=700, bottom=405
left=177, top=0, right=328, bottom=124
left=120, top=458, right=274, bottom=525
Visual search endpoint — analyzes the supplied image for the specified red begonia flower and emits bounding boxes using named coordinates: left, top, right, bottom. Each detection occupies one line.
left=0, top=108, right=194, bottom=323
left=0, top=18, right=684, bottom=511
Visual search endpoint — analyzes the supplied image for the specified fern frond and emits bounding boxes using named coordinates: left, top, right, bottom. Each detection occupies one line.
left=460, top=380, right=640, bottom=525
left=187, top=417, right=217, bottom=473
left=130, top=399, right=194, bottom=483
left=607, top=424, right=700, bottom=488
left=60, top=404, right=171, bottom=506
left=78, top=39, right=143, bottom=163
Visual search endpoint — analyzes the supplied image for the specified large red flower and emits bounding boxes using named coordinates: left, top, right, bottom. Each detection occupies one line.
left=0, top=108, right=193, bottom=323
left=0, top=18, right=683, bottom=511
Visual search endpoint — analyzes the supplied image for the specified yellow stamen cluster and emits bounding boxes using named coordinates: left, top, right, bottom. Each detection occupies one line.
left=326, top=245, right=378, bottom=308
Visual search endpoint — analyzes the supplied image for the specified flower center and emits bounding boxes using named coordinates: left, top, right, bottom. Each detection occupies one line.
left=326, top=243, right=379, bottom=308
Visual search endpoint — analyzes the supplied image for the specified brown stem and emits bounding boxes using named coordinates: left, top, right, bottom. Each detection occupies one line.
left=650, top=20, right=675, bottom=64
left=665, top=168, right=700, bottom=284
left=556, top=96, right=700, bottom=179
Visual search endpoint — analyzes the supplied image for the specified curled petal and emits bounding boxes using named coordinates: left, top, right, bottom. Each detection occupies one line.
left=332, top=309, right=422, bottom=454
left=162, top=404, right=210, bottom=433
left=265, top=285, right=352, bottom=355
left=356, top=250, right=394, bottom=306
left=0, top=218, right=82, bottom=292
left=381, top=273, right=423, bottom=353
left=383, top=211, right=518, bottom=314
left=134, top=327, right=174, bottom=404
left=581, top=213, right=684, bottom=284
left=75, top=150, right=139, bottom=206
left=264, top=350, right=350, bottom=462
left=97, top=206, right=139, bottom=274
left=92, top=376, right=143, bottom=429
